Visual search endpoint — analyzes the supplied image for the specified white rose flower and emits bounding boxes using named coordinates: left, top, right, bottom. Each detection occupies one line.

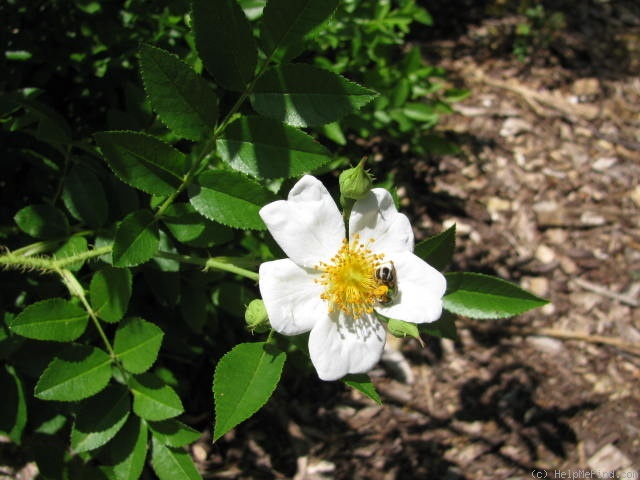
left=258, top=175, right=446, bottom=381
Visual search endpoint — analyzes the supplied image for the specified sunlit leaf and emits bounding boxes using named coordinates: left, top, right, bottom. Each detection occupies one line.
left=443, top=272, right=549, bottom=319
left=151, top=437, right=202, bottom=480
left=251, top=64, right=377, bottom=127
left=342, top=374, right=381, bottom=405
left=128, top=373, right=184, bottom=421
left=213, top=342, right=285, bottom=441
left=189, top=170, right=275, bottom=230
left=10, top=298, right=88, bottom=342
left=217, top=116, right=332, bottom=178
left=35, top=345, right=112, bottom=401
left=114, top=317, right=164, bottom=374
left=139, top=44, right=218, bottom=140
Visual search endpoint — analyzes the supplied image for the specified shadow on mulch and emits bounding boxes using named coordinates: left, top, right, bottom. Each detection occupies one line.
left=414, top=0, right=640, bottom=79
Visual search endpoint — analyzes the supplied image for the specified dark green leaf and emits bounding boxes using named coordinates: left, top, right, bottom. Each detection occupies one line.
left=139, top=44, right=218, bottom=140
left=251, top=64, right=377, bottom=127
left=35, top=345, right=112, bottom=401
left=128, top=373, right=184, bottom=421
left=90, top=267, right=133, bottom=323
left=10, top=298, right=88, bottom=342
left=261, top=0, right=339, bottom=62
left=419, top=311, right=458, bottom=340
left=95, top=131, right=187, bottom=195
left=62, top=163, right=108, bottom=228
left=149, top=419, right=200, bottom=447
left=114, top=317, right=164, bottom=374
left=100, top=415, right=148, bottom=480
left=112, top=210, right=159, bottom=267
left=151, top=437, right=202, bottom=480
left=161, top=203, right=233, bottom=247
left=414, top=224, right=456, bottom=271
left=342, top=374, right=381, bottom=405
left=70, top=384, right=131, bottom=453
left=0, top=365, right=27, bottom=444
left=444, top=272, right=549, bottom=319
left=188, top=170, right=275, bottom=230
left=217, top=116, right=332, bottom=178
left=14, top=204, right=69, bottom=239
left=192, top=0, right=257, bottom=91
left=213, top=342, right=286, bottom=441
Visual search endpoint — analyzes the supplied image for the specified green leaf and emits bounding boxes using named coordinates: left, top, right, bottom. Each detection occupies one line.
left=188, top=170, right=275, bottom=230
left=10, top=298, right=88, bottom=342
left=251, top=64, right=377, bottom=127
left=35, top=345, right=112, bottom=401
left=0, top=365, right=27, bottom=444
left=414, top=224, right=456, bottom=271
left=53, top=235, right=88, bottom=271
left=161, top=203, right=233, bottom=247
left=14, top=204, right=69, bottom=239
left=403, top=102, right=439, bottom=124
left=149, top=419, right=200, bottom=447
left=443, top=272, right=549, bottom=319
left=217, top=116, right=332, bottom=178
left=113, top=210, right=159, bottom=267
left=95, top=131, right=187, bottom=195
left=387, top=318, right=421, bottom=341
left=100, top=415, right=148, bottom=480
left=90, top=267, right=133, bottom=323
left=114, top=317, right=164, bottom=374
left=70, top=384, right=131, bottom=453
left=342, top=374, right=381, bottom=405
left=192, top=0, right=257, bottom=91
left=128, top=373, right=184, bottom=421
left=62, top=163, right=109, bottom=228
left=213, top=342, right=286, bottom=442
left=151, top=437, right=202, bottom=480
left=139, top=44, right=218, bottom=140
left=261, top=0, right=339, bottom=62
left=419, top=311, right=458, bottom=340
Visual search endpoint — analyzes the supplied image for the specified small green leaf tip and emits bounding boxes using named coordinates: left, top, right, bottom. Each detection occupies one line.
left=339, top=158, right=374, bottom=201
left=245, top=299, right=270, bottom=333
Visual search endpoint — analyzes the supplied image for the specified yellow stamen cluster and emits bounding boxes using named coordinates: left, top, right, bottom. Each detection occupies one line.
left=315, top=234, right=389, bottom=318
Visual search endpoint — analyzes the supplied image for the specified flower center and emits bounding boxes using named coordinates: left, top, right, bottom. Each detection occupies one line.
left=315, top=234, right=389, bottom=318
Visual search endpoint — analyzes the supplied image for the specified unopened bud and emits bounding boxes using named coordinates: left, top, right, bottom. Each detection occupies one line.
left=245, top=299, right=270, bottom=333
left=339, top=158, right=374, bottom=201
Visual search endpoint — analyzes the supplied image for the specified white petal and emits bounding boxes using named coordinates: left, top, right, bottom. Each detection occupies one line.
left=308, top=312, right=386, bottom=381
left=374, top=251, right=446, bottom=324
left=260, top=175, right=344, bottom=268
left=349, top=188, right=414, bottom=254
left=259, top=259, right=328, bottom=335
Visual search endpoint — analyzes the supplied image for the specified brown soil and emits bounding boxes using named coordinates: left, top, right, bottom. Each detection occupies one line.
left=194, top=2, right=640, bottom=479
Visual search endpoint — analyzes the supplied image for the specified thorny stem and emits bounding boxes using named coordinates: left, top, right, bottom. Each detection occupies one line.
left=155, top=251, right=259, bottom=282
